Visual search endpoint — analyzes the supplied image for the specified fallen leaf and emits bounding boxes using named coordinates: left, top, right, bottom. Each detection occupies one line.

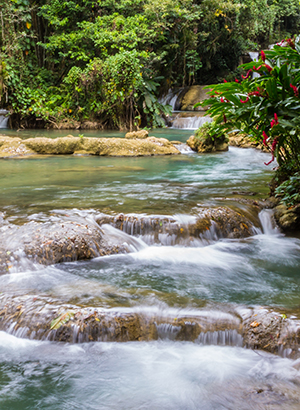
left=250, top=321, right=261, bottom=328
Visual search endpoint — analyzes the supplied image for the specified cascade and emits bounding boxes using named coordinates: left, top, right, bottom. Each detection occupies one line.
left=248, top=51, right=260, bottom=78
left=0, top=109, right=9, bottom=129
left=170, top=112, right=212, bottom=130
left=160, top=87, right=212, bottom=130
left=1, top=134, right=300, bottom=409
left=258, top=209, right=280, bottom=235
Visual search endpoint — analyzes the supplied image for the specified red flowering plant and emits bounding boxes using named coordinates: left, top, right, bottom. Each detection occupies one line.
left=195, top=35, right=300, bottom=171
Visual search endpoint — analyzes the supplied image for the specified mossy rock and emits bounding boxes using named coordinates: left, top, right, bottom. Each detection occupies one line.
left=0, top=135, right=180, bottom=157
left=125, top=130, right=149, bottom=139
left=187, top=122, right=228, bottom=153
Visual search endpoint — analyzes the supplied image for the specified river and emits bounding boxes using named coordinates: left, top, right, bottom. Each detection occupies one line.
left=0, top=129, right=300, bottom=409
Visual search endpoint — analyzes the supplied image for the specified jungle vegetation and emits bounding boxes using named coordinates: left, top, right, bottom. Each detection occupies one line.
left=0, top=0, right=300, bottom=129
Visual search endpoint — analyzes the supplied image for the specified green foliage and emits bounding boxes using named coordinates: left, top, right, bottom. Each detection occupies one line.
left=275, top=172, right=300, bottom=206
left=198, top=36, right=300, bottom=171
left=1, top=0, right=300, bottom=128
left=195, top=121, right=227, bottom=143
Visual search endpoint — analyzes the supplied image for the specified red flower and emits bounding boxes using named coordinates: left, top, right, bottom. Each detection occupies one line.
left=265, top=64, right=273, bottom=73
left=242, top=69, right=252, bottom=79
left=253, top=65, right=263, bottom=71
left=248, top=91, right=261, bottom=97
left=264, top=155, right=275, bottom=166
left=240, top=97, right=249, bottom=103
left=271, top=138, right=278, bottom=152
left=290, top=83, right=299, bottom=97
left=261, top=50, right=266, bottom=62
left=262, top=131, right=269, bottom=147
left=235, top=78, right=239, bottom=83
left=224, top=79, right=227, bottom=83
left=271, top=113, right=279, bottom=128
left=220, top=97, right=225, bottom=103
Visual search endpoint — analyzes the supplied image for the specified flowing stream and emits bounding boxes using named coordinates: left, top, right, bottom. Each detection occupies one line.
left=1, top=129, right=300, bottom=409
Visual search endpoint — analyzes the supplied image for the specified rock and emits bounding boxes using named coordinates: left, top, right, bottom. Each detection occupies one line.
left=0, top=294, right=239, bottom=343
left=2, top=293, right=300, bottom=357
left=274, top=204, right=300, bottom=232
left=80, top=121, right=103, bottom=130
left=228, top=132, right=266, bottom=150
left=0, top=135, right=180, bottom=157
left=242, top=308, right=284, bottom=354
left=0, top=136, right=35, bottom=157
left=52, top=119, right=81, bottom=129
left=125, top=130, right=149, bottom=139
left=187, top=135, right=228, bottom=153
left=96, top=207, right=257, bottom=243
left=180, top=85, right=211, bottom=111
left=0, top=218, right=129, bottom=274
left=194, top=207, right=256, bottom=238
left=241, top=307, right=300, bottom=358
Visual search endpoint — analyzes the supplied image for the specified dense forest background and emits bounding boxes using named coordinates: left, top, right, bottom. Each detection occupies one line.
left=0, top=0, right=300, bottom=129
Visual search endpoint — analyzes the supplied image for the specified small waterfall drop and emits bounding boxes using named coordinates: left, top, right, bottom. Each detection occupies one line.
left=197, top=329, right=243, bottom=347
left=171, top=113, right=212, bottom=130
left=172, top=143, right=194, bottom=154
left=0, top=109, right=9, bottom=129
left=258, top=209, right=280, bottom=235
left=159, top=89, right=186, bottom=111
left=101, top=224, right=147, bottom=252
left=249, top=51, right=260, bottom=79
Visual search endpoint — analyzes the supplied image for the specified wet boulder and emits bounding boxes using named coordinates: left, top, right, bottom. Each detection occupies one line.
left=194, top=207, right=257, bottom=239
left=96, top=207, right=257, bottom=244
left=0, top=218, right=129, bottom=273
left=0, top=294, right=240, bottom=343
left=274, top=204, right=300, bottom=232
left=187, top=123, right=228, bottom=153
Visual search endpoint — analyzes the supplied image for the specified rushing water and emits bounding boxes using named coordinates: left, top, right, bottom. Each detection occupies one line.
left=1, top=129, right=300, bottom=409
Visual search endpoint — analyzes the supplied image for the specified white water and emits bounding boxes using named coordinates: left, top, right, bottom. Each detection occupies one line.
left=249, top=51, right=260, bottom=78
left=1, top=331, right=300, bottom=410
left=159, top=89, right=182, bottom=110
left=0, top=109, right=9, bottom=128
left=259, top=209, right=280, bottom=235
left=171, top=113, right=212, bottom=130
left=1, top=137, right=300, bottom=408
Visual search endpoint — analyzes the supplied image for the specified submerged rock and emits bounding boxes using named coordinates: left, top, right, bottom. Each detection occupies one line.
left=0, top=135, right=180, bottom=157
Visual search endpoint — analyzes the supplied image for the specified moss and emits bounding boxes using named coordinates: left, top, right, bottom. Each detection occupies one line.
left=187, top=122, right=228, bottom=153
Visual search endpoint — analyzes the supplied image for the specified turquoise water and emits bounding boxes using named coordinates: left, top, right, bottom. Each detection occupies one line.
left=1, top=128, right=192, bottom=142
left=0, top=130, right=300, bottom=409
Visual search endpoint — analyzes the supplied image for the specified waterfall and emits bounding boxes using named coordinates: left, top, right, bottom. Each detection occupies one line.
left=0, top=109, right=9, bottom=129
left=258, top=209, right=280, bottom=235
left=249, top=51, right=260, bottom=79
left=159, top=88, right=186, bottom=111
left=248, top=51, right=259, bottom=61
left=171, top=113, right=212, bottom=130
